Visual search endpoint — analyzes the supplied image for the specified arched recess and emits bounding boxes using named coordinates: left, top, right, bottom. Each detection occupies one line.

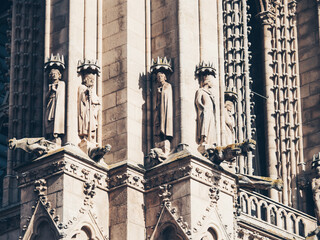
left=157, top=223, right=183, bottom=240
left=30, top=218, right=60, bottom=240
left=200, top=227, right=218, bottom=240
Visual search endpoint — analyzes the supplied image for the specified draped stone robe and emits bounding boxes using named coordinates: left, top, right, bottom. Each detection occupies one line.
left=45, top=80, right=65, bottom=136
left=78, top=85, right=100, bottom=141
left=195, top=88, right=217, bottom=146
left=154, top=82, right=173, bottom=141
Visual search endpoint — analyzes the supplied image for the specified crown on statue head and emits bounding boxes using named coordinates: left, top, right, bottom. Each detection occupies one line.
left=77, top=59, right=101, bottom=76
left=195, top=61, right=216, bottom=77
left=150, top=57, right=173, bottom=74
left=44, top=53, right=65, bottom=72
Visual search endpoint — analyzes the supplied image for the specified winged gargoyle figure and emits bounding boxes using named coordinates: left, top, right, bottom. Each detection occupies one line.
left=8, top=137, right=57, bottom=157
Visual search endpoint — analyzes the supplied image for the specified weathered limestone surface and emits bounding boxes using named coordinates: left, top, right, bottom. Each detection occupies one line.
left=102, top=0, right=145, bottom=165
left=297, top=0, right=320, bottom=166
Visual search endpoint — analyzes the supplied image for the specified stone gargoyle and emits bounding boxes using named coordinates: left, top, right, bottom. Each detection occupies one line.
left=238, top=174, right=283, bottom=191
left=204, top=139, right=256, bottom=165
left=8, top=137, right=57, bottom=157
left=146, top=147, right=167, bottom=168
left=88, top=144, right=112, bottom=162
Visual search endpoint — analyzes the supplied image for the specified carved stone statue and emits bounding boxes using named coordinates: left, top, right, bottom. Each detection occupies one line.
left=78, top=72, right=100, bottom=142
left=77, top=59, right=111, bottom=162
left=150, top=57, right=173, bottom=155
left=195, top=63, right=217, bottom=146
left=225, top=100, right=235, bottom=145
left=154, top=71, right=173, bottom=142
left=44, top=54, right=65, bottom=143
left=8, top=137, right=57, bottom=157
left=312, top=153, right=320, bottom=224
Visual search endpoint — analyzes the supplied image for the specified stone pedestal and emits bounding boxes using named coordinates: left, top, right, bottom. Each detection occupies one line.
left=15, top=146, right=109, bottom=239
left=144, top=147, right=237, bottom=240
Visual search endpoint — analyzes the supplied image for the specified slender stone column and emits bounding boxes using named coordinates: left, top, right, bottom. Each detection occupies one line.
left=257, top=11, right=279, bottom=201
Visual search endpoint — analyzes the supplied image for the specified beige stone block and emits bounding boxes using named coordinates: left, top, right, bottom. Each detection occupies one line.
left=110, top=205, right=128, bottom=225
left=105, top=103, right=127, bottom=124
left=300, top=55, right=319, bottom=72
left=151, top=21, right=164, bottom=38
left=56, top=190, right=63, bottom=208
left=47, top=175, right=63, bottom=194
left=102, top=45, right=127, bottom=67
left=114, top=148, right=127, bottom=161
left=20, top=185, right=35, bottom=203
left=109, top=62, right=121, bottom=78
left=151, top=7, right=166, bottom=23
left=105, top=31, right=127, bottom=50
left=116, top=88, right=127, bottom=105
left=102, top=75, right=127, bottom=95
left=103, top=151, right=114, bottom=163
left=110, top=223, right=127, bottom=240
left=145, top=190, right=161, bottom=208
left=104, top=3, right=126, bottom=23
left=300, top=84, right=310, bottom=98
left=103, top=92, right=117, bottom=109
left=302, top=94, right=320, bottom=109
left=106, top=19, right=121, bottom=37
left=109, top=188, right=127, bottom=206
left=116, top=118, right=127, bottom=134
left=127, top=222, right=145, bottom=239
left=145, top=205, right=160, bottom=227
left=110, top=133, right=127, bottom=152
left=102, top=121, right=117, bottom=139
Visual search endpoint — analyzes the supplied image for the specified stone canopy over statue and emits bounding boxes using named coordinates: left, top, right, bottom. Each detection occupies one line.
left=150, top=57, right=173, bottom=155
left=195, top=62, right=217, bottom=147
left=44, top=54, right=66, bottom=144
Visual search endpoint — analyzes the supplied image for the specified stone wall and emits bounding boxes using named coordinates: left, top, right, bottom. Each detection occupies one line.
left=297, top=0, right=320, bottom=167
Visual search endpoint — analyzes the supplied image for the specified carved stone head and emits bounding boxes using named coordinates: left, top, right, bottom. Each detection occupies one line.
left=200, top=74, right=214, bottom=88
left=225, top=100, right=233, bottom=112
left=156, top=71, right=167, bottom=86
left=48, top=69, right=62, bottom=83
left=82, top=73, right=95, bottom=88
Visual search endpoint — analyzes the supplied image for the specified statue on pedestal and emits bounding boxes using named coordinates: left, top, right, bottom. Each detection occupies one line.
left=77, top=59, right=111, bottom=162
left=224, top=90, right=237, bottom=145
left=77, top=59, right=101, bottom=143
left=195, top=62, right=217, bottom=147
left=150, top=57, right=173, bottom=156
left=44, top=54, right=66, bottom=144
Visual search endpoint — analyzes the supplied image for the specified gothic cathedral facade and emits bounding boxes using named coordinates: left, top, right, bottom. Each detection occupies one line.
left=0, top=0, right=320, bottom=239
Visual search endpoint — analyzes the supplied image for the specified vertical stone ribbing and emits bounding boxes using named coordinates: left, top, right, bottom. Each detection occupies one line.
left=258, top=0, right=305, bottom=209
left=222, top=0, right=254, bottom=175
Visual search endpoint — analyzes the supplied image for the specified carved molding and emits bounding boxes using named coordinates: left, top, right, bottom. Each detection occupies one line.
left=149, top=185, right=192, bottom=239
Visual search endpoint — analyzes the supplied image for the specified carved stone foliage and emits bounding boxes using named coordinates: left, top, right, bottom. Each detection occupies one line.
left=145, top=165, right=192, bottom=190
left=34, top=179, right=47, bottom=197
left=8, top=137, right=58, bottom=157
left=18, top=160, right=66, bottom=186
left=106, top=171, right=145, bottom=190
left=82, top=181, right=95, bottom=208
